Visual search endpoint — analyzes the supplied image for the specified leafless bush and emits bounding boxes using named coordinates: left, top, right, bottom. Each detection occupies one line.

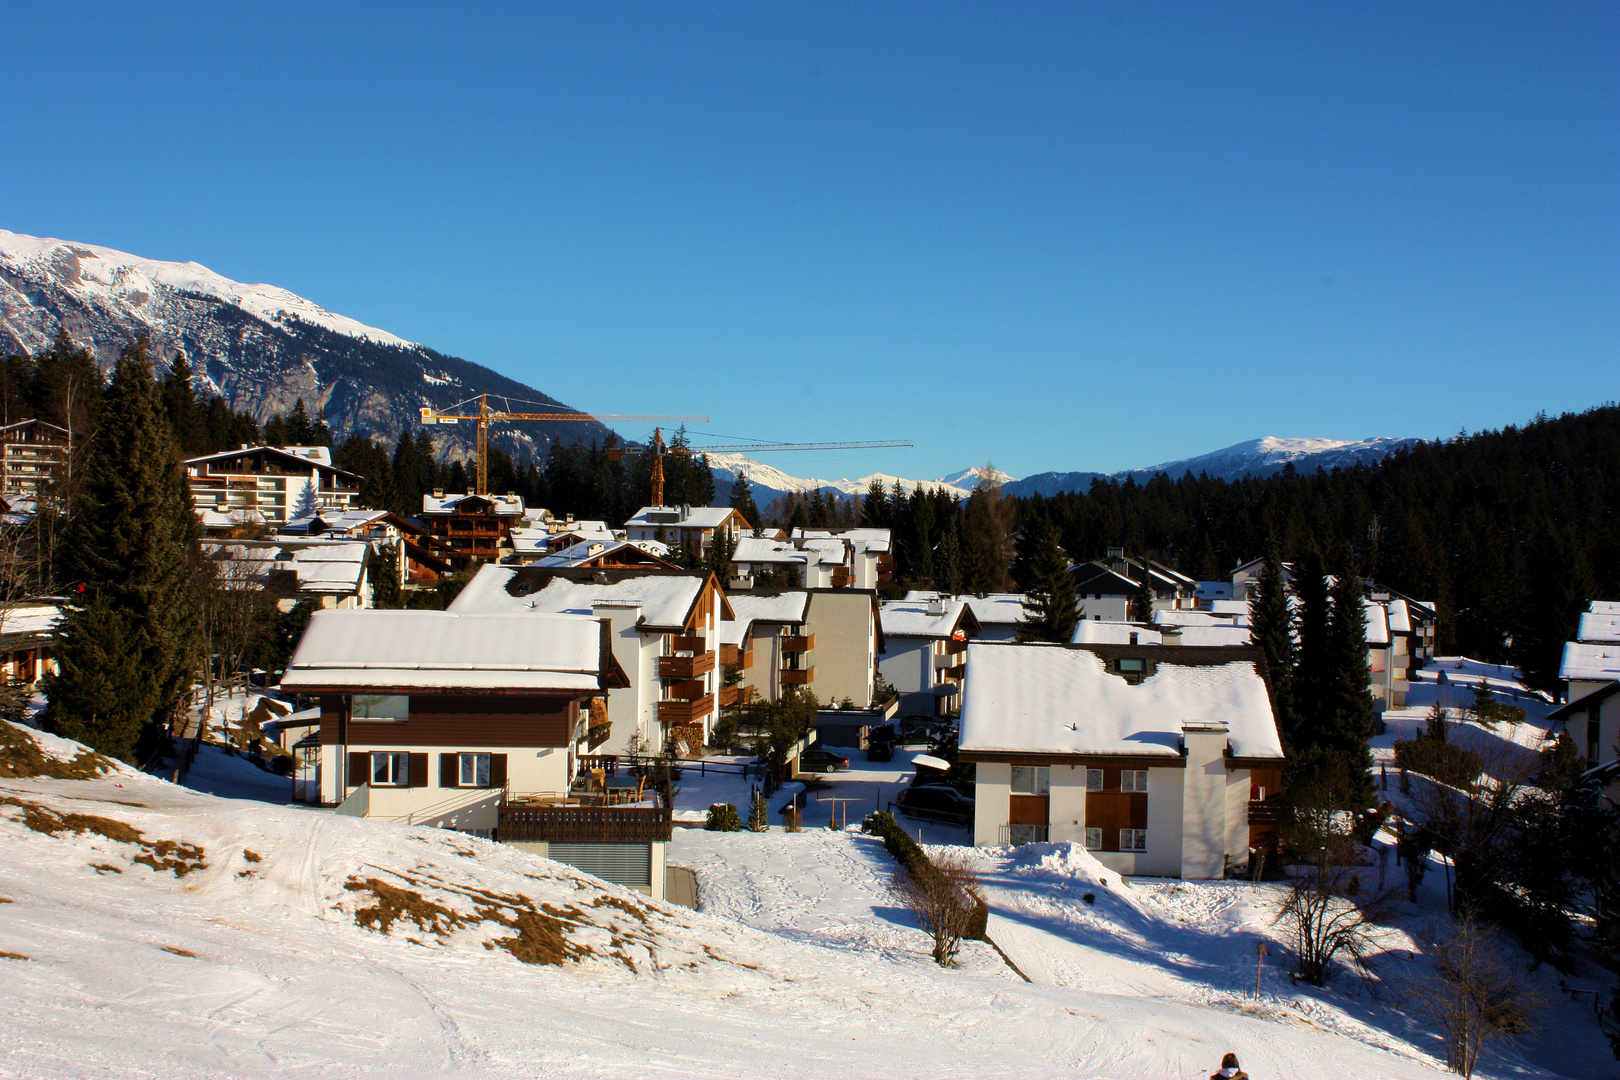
left=1275, top=789, right=1395, bottom=986
left=890, top=851, right=985, bottom=967
left=1405, top=916, right=1539, bottom=1077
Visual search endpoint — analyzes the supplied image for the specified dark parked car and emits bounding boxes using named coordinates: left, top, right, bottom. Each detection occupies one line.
left=897, top=714, right=948, bottom=742
left=890, top=784, right=975, bottom=827
left=797, top=747, right=851, bottom=773
left=865, top=730, right=894, bottom=762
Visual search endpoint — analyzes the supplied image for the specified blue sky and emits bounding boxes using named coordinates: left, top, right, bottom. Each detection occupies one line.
left=3, top=3, right=1615, bottom=480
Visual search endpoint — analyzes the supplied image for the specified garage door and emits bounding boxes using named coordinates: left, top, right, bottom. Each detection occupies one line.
left=546, top=843, right=652, bottom=889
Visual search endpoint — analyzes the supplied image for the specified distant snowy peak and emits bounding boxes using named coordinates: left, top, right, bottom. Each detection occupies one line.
left=0, top=230, right=417, bottom=351
left=1129, top=436, right=1421, bottom=480
left=705, top=453, right=1007, bottom=507
left=1002, top=436, right=1419, bottom=498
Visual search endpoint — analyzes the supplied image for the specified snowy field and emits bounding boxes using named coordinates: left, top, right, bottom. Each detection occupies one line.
left=0, top=680, right=1612, bottom=1079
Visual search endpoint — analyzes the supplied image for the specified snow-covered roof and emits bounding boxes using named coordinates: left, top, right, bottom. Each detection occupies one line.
left=421, top=492, right=525, bottom=516
left=624, top=506, right=742, bottom=530
left=186, top=445, right=357, bottom=479
left=905, top=591, right=1028, bottom=626
left=880, top=598, right=971, bottom=639
left=0, top=603, right=63, bottom=640
left=1162, top=625, right=1253, bottom=648
left=1562, top=642, right=1620, bottom=683
left=508, top=528, right=550, bottom=554
left=1591, top=601, right=1620, bottom=616
left=1209, top=599, right=1250, bottom=617
left=535, top=540, right=676, bottom=569
left=449, top=564, right=714, bottom=631
left=959, top=643, right=1283, bottom=760
left=1385, top=598, right=1412, bottom=634
left=733, top=537, right=812, bottom=566
left=1364, top=600, right=1390, bottom=645
left=1151, top=610, right=1241, bottom=629
left=728, top=591, right=809, bottom=626
left=281, top=610, right=603, bottom=693
left=1072, top=621, right=1162, bottom=646
left=1578, top=611, right=1620, bottom=644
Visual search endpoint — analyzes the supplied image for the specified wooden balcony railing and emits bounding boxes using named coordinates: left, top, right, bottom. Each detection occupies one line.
left=942, top=637, right=968, bottom=654
left=780, top=634, right=815, bottom=652
left=671, top=634, right=706, bottom=653
left=497, top=804, right=673, bottom=844
left=831, top=568, right=854, bottom=587
left=1248, top=799, right=1281, bottom=825
left=658, top=652, right=715, bottom=679
left=657, top=695, right=714, bottom=725
left=719, top=644, right=741, bottom=666
left=780, top=667, right=815, bottom=686
left=666, top=679, right=707, bottom=702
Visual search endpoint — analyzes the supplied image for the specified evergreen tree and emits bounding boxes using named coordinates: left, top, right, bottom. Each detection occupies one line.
left=1513, top=523, right=1594, bottom=698
left=1017, top=519, right=1079, bottom=643
left=747, top=789, right=770, bottom=832
left=161, top=352, right=205, bottom=457
left=861, top=477, right=890, bottom=529
left=728, top=470, right=761, bottom=529
left=1249, top=544, right=1297, bottom=753
left=1130, top=560, right=1154, bottom=622
left=286, top=399, right=316, bottom=445
left=1322, top=557, right=1376, bottom=807
left=936, top=524, right=962, bottom=595
left=44, top=338, right=201, bottom=763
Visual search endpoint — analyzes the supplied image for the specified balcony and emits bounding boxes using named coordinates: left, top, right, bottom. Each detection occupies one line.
left=671, top=634, right=706, bottom=653
left=719, top=644, right=741, bottom=666
left=666, top=679, right=707, bottom=702
left=1248, top=799, right=1281, bottom=826
left=657, top=696, right=714, bottom=725
left=658, top=652, right=715, bottom=679
left=718, top=684, right=754, bottom=708
left=780, top=667, right=815, bottom=686
left=941, top=637, right=968, bottom=655
left=831, top=568, right=854, bottom=588
left=780, top=634, right=815, bottom=653
left=497, top=803, right=673, bottom=844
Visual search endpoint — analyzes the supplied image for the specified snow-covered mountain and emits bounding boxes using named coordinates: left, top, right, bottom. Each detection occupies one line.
left=1003, top=436, right=1420, bottom=498
left=0, top=229, right=611, bottom=460
left=705, top=453, right=1013, bottom=509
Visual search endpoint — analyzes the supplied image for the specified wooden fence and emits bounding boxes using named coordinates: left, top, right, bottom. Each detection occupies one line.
left=497, top=804, right=674, bottom=844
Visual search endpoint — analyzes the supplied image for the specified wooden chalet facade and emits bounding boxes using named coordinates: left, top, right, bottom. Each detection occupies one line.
left=0, top=419, right=69, bottom=502
left=421, top=491, right=526, bottom=565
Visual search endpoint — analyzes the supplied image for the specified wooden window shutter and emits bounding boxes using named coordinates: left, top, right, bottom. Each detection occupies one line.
left=439, top=754, right=459, bottom=789
left=408, top=753, right=429, bottom=788
left=348, top=752, right=368, bottom=788
left=490, top=754, right=508, bottom=789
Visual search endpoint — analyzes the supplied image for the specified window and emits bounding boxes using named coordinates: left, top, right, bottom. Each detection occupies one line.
left=353, top=694, right=409, bottom=722
left=1121, top=769, right=1148, bottom=792
left=1010, top=765, right=1050, bottom=795
left=1117, top=658, right=1146, bottom=673
left=1086, top=769, right=1103, bottom=791
left=1084, top=827, right=1102, bottom=850
left=1120, top=828, right=1147, bottom=852
left=459, top=753, right=492, bottom=788
left=371, top=752, right=409, bottom=786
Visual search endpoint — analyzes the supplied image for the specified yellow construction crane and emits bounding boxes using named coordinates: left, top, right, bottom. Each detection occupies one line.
left=419, top=394, right=707, bottom=497
left=614, top=429, right=914, bottom=506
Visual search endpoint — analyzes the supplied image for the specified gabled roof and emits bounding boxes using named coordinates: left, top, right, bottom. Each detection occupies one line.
left=449, top=564, right=732, bottom=631
left=421, top=492, right=525, bottom=516
left=1549, top=679, right=1620, bottom=720
left=1578, top=610, right=1620, bottom=644
left=905, top=591, right=1028, bottom=627
left=880, top=597, right=980, bottom=639
left=1561, top=642, right=1620, bottom=684
left=624, top=505, right=746, bottom=531
left=1070, top=564, right=1144, bottom=594
left=958, top=642, right=1283, bottom=760
left=280, top=610, right=608, bottom=693
left=0, top=418, right=69, bottom=441
left=535, top=540, right=680, bottom=570
left=1593, top=601, right=1620, bottom=616
left=1072, top=621, right=1162, bottom=646
left=186, top=445, right=360, bottom=482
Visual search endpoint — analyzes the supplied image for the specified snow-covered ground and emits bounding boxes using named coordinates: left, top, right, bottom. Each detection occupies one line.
left=1, top=705, right=1610, bottom=1079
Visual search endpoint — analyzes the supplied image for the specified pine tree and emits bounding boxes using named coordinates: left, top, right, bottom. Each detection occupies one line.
left=161, top=352, right=205, bottom=457
left=1017, top=519, right=1079, bottom=643
left=1249, top=544, right=1297, bottom=752
left=44, top=338, right=201, bottom=763
left=747, top=789, right=770, bottom=832
left=1131, top=560, right=1154, bottom=622
left=861, top=477, right=890, bottom=529
left=728, top=470, right=761, bottom=529
left=1322, top=558, right=1376, bottom=807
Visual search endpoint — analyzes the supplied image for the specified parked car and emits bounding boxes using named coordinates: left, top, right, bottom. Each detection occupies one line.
left=897, top=714, right=947, bottom=742
left=890, top=784, right=975, bottom=827
left=797, top=747, right=851, bottom=773
left=865, top=730, right=894, bottom=762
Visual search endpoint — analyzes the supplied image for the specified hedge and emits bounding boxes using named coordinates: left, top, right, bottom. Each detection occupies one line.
left=863, top=811, right=988, bottom=940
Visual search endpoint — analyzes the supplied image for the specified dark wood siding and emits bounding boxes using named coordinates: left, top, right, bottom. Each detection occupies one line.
left=1008, top=794, right=1049, bottom=826
left=408, top=753, right=429, bottom=787
left=1085, top=792, right=1148, bottom=850
left=324, top=694, right=575, bottom=748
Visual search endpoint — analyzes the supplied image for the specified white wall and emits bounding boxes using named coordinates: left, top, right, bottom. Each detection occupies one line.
left=878, top=636, right=934, bottom=695
left=972, top=761, right=1011, bottom=846
left=321, top=743, right=570, bottom=833
left=1179, top=730, right=1228, bottom=879
left=1047, top=763, right=1087, bottom=845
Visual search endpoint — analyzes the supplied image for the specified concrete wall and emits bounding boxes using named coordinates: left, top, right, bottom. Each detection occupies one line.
left=972, top=761, right=1011, bottom=846
left=1076, top=595, right=1130, bottom=622
left=1179, top=729, right=1228, bottom=879
left=1225, top=768, right=1252, bottom=869
left=507, top=841, right=667, bottom=901
left=805, top=590, right=878, bottom=706
left=879, top=636, right=934, bottom=695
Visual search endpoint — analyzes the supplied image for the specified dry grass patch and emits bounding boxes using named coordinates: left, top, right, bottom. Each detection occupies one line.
left=1, top=796, right=207, bottom=878
left=91, top=864, right=122, bottom=874
left=160, top=946, right=197, bottom=958
left=242, top=850, right=263, bottom=863
left=0, top=951, right=28, bottom=961
left=0, top=722, right=114, bottom=779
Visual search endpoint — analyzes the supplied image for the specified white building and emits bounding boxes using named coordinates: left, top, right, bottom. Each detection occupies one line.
left=878, top=596, right=981, bottom=716
left=958, top=642, right=1285, bottom=879
left=187, top=445, right=360, bottom=529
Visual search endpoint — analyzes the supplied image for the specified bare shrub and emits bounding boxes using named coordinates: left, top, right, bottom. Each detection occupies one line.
left=1406, top=916, right=1539, bottom=1077
left=1274, top=789, right=1394, bottom=986
left=890, top=851, right=984, bottom=967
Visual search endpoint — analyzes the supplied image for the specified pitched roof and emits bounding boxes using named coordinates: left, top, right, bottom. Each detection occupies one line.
left=449, top=564, right=727, bottom=631
left=1072, top=621, right=1162, bottom=646
left=281, top=609, right=606, bottom=693
left=905, top=591, right=1029, bottom=627
left=1562, top=641, right=1620, bottom=683
left=959, top=642, right=1283, bottom=760
left=421, top=492, right=525, bottom=516
left=624, top=505, right=744, bottom=530
left=880, top=597, right=978, bottom=639
left=1578, top=610, right=1620, bottom=644
left=1549, top=679, right=1620, bottom=720
left=185, top=445, right=359, bottom=481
